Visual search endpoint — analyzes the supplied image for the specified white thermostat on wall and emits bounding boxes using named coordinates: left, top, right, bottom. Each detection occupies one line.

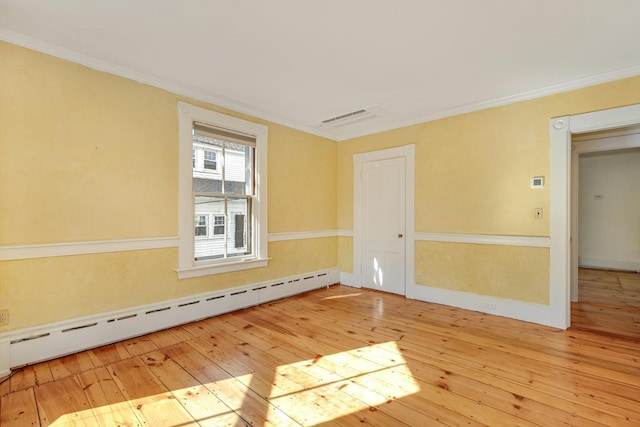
left=531, top=176, right=544, bottom=188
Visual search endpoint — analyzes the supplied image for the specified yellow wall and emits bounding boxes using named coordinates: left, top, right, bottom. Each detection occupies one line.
left=0, top=42, right=338, bottom=332
left=1, top=39, right=639, bottom=332
left=337, top=76, right=640, bottom=304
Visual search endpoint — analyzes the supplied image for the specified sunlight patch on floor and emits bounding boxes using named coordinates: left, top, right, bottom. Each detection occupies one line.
left=322, top=292, right=364, bottom=300
left=50, top=343, right=418, bottom=426
left=267, top=341, right=419, bottom=426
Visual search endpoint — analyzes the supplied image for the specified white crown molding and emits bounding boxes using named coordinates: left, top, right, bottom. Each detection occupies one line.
left=335, top=66, right=640, bottom=142
left=0, top=237, right=179, bottom=261
left=0, top=29, right=337, bottom=141
left=3, top=29, right=637, bottom=143
left=415, top=232, right=551, bottom=248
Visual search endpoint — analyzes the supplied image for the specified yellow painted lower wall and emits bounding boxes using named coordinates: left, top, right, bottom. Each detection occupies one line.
left=415, top=241, right=549, bottom=305
left=0, top=238, right=337, bottom=332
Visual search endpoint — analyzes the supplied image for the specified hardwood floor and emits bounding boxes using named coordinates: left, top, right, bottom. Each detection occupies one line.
left=2, top=285, right=639, bottom=426
left=571, top=268, right=640, bottom=340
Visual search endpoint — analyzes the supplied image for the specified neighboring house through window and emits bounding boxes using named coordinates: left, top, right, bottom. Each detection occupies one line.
left=177, top=102, right=268, bottom=279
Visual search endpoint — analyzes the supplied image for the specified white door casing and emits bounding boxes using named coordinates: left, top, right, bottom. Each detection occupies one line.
left=550, top=104, right=640, bottom=329
left=354, top=145, right=415, bottom=298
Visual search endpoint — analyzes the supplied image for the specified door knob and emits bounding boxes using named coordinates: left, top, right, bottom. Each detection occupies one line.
left=398, top=234, right=403, bottom=238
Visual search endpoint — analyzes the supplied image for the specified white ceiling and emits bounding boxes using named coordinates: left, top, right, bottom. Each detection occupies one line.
left=1, top=0, right=639, bottom=141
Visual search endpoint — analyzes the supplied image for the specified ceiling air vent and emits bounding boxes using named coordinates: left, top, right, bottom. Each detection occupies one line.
left=316, top=105, right=384, bottom=129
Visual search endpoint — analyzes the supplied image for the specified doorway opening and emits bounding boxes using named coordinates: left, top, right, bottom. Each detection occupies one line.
left=549, top=104, right=640, bottom=330
left=570, top=127, right=640, bottom=339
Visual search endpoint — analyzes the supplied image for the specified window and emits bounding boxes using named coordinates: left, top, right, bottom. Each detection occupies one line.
left=177, top=102, right=268, bottom=278
left=203, top=150, right=217, bottom=171
left=194, top=215, right=208, bottom=237
left=213, top=215, right=225, bottom=235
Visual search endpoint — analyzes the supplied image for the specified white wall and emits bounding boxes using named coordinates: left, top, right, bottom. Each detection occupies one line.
left=578, top=142, right=640, bottom=272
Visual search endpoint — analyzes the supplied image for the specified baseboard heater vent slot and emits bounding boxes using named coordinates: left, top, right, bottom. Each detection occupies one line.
left=252, top=286, right=267, bottom=291
left=146, top=307, right=171, bottom=315
left=271, top=282, right=284, bottom=287
left=11, top=333, right=50, bottom=345
left=62, top=323, right=97, bottom=333
left=303, top=275, right=315, bottom=280
left=231, top=290, right=247, bottom=296
left=178, top=301, right=200, bottom=308
left=117, top=314, right=137, bottom=321
left=206, top=295, right=225, bottom=301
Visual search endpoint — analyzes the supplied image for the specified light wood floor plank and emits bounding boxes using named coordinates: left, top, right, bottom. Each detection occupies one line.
left=77, top=367, right=142, bottom=427
left=2, top=284, right=639, bottom=426
left=1, top=388, right=39, bottom=427
left=35, top=375, right=98, bottom=426
left=107, top=356, right=197, bottom=426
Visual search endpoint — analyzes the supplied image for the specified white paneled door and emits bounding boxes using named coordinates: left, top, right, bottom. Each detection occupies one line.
left=361, top=157, right=406, bottom=295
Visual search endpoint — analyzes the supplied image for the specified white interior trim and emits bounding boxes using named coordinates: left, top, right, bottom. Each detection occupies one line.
left=415, top=233, right=550, bottom=247
left=3, top=30, right=637, bottom=142
left=0, top=267, right=340, bottom=377
left=339, top=272, right=357, bottom=287
left=268, top=230, right=339, bottom=242
left=414, top=284, right=557, bottom=328
left=0, top=237, right=179, bottom=261
left=0, top=230, right=351, bottom=261
left=0, top=29, right=338, bottom=142
left=353, top=145, right=415, bottom=299
left=579, top=257, right=639, bottom=273
left=550, top=104, right=640, bottom=329
left=177, top=102, right=269, bottom=279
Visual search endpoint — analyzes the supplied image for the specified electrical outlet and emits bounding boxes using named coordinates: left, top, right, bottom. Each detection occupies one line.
left=534, top=208, right=543, bottom=219
left=0, top=310, right=9, bottom=326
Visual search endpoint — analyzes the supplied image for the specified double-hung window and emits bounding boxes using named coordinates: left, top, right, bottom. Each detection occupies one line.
left=177, top=102, right=268, bottom=278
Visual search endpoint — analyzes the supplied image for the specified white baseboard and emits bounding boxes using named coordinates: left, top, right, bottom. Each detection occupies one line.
left=0, top=267, right=340, bottom=377
left=339, top=272, right=358, bottom=287
left=579, top=257, right=640, bottom=272
left=414, top=283, right=560, bottom=329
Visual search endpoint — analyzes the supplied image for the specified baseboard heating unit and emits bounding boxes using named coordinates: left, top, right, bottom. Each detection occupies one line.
left=0, top=268, right=340, bottom=377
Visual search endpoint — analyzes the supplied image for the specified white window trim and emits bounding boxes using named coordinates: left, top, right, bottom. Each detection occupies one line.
left=177, top=102, right=268, bottom=279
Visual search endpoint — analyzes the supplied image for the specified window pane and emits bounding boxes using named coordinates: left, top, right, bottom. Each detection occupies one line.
left=203, top=150, right=217, bottom=171
left=213, top=215, right=225, bottom=235
left=194, top=196, right=225, bottom=260
left=224, top=142, right=253, bottom=195
left=227, top=197, right=250, bottom=257
left=193, top=137, right=223, bottom=193
left=194, top=215, right=208, bottom=237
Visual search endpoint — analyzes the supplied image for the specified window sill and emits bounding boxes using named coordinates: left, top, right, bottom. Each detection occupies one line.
left=176, top=257, right=269, bottom=279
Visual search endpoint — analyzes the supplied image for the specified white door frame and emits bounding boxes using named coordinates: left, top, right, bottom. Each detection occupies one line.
left=354, top=145, right=415, bottom=298
left=549, top=104, right=640, bottom=329
left=570, top=127, right=640, bottom=301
